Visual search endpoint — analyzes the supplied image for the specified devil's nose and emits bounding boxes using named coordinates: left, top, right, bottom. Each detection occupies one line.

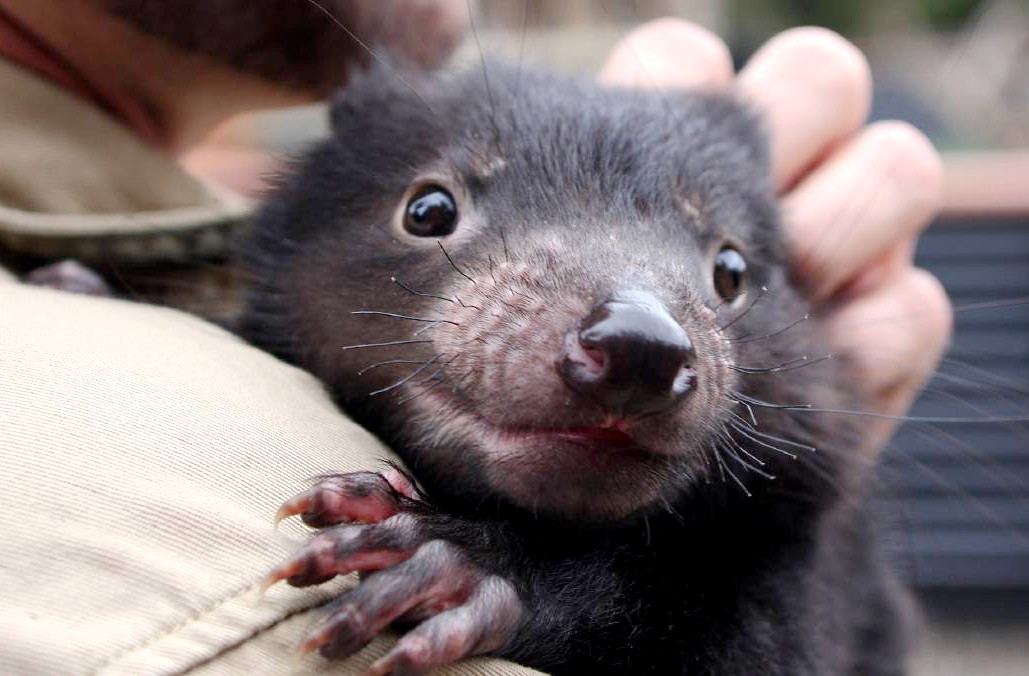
left=558, top=290, right=697, bottom=416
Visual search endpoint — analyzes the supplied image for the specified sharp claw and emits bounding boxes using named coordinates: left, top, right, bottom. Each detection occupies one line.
left=258, top=555, right=305, bottom=595
left=275, top=490, right=314, bottom=526
left=297, top=620, right=335, bottom=657
left=255, top=574, right=279, bottom=599
left=293, top=639, right=318, bottom=659
left=292, top=637, right=319, bottom=661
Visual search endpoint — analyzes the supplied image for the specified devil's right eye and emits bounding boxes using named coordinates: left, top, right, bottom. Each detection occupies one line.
left=713, top=246, right=747, bottom=302
left=403, top=185, right=458, bottom=237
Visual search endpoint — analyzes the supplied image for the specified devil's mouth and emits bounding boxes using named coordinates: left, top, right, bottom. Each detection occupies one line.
left=414, top=389, right=676, bottom=519
left=420, top=389, right=649, bottom=453
left=509, top=425, right=635, bottom=447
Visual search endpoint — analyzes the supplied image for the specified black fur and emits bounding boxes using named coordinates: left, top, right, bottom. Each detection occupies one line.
left=241, top=63, right=912, bottom=674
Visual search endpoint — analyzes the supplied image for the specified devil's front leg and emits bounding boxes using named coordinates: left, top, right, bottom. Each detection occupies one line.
left=268, top=469, right=529, bottom=675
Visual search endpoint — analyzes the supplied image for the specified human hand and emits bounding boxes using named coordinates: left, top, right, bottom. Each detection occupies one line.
left=599, top=20, right=952, bottom=458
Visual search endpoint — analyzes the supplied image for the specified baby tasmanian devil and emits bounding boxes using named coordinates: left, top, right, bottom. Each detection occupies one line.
left=241, top=63, right=912, bottom=675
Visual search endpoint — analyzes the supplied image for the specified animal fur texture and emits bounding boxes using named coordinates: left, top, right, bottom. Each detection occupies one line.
left=241, top=63, right=913, bottom=675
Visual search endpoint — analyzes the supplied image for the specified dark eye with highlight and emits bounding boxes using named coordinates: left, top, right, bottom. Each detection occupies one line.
left=713, top=247, right=747, bottom=302
left=404, top=185, right=458, bottom=237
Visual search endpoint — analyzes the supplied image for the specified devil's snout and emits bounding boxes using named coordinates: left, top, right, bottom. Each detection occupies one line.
left=558, top=290, right=697, bottom=417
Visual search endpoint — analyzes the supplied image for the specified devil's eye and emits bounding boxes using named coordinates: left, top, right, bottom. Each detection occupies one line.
left=403, top=185, right=458, bottom=237
left=713, top=247, right=747, bottom=302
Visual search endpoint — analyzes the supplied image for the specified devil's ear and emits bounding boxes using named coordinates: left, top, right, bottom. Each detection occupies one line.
left=329, top=60, right=435, bottom=136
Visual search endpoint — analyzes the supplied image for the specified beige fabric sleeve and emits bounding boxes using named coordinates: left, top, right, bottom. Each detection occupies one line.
left=0, top=275, right=539, bottom=676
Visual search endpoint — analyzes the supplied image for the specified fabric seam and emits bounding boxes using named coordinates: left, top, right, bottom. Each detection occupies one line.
left=94, top=577, right=336, bottom=674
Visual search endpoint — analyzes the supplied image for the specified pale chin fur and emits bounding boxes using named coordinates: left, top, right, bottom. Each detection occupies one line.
left=403, top=389, right=672, bottom=520
left=402, top=364, right=728, bottom=521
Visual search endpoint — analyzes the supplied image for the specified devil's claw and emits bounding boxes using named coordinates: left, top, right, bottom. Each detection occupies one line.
left=300, top=540, right=522, bottom=673
left=365, top=575, right=523, bottom=675
left=263, top=514, right=424, bottom=590
left=275, top=469, right=418, bottom=528
left=267, top=479, right=525, bottom=675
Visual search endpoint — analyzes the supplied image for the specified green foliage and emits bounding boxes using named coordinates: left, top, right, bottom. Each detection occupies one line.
left=733, top=0, right=985, bottom=34
left=917, top=0, right=984, bottom=28
left=772, top=0, right=868, bottom=33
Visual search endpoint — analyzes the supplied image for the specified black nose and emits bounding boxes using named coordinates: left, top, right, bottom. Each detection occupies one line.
left=558, top=290, right=697, bottom=417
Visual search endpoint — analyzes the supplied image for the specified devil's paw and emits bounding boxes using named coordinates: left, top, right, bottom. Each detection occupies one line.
left=267, top=471, right=525, bottom=675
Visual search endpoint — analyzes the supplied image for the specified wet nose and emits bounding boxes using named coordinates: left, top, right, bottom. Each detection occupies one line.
left=558, top=290, right=697, bottom=417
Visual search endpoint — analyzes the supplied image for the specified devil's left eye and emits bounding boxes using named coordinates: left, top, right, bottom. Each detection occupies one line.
left=713, top=247, right=747, bottom=302
left=403, top=185, right=458, bottom=237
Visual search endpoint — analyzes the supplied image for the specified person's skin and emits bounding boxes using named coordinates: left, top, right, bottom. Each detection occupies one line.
left=2, top=1, right=949, bottom=460
left=0, top=0, right=468, bottom=149
left=600, top=19, right=951, bottom=458
left=0, top=0, right=312, bottom=149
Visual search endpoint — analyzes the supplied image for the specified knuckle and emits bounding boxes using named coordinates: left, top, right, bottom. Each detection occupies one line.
left=359, top=512, right=423, bottom=549
left=609, top=17, right=733, bottom=87
left=866, top=121, right=944, bottom=207
left=468, top=577, right=523, bottom=650
left=770, top=26, right=871, bottom=108
left=416, top=538, right=461, bottom=562
left=382, top=511, right=421, bottom=532
left=480, top=576, right=524, bottom=621
left=397, top=634, right=434, bottom=663
left=389, top=539, right=464, bottom=582
left=904, top=267, right=954, bottom=355
left=333, top=603, right=371, bottom=639
left=321, top=523, right=364, bottom=549
left=481, top=574, right=519, bottom=602
left=638, top=18, right=732, bottom=77
left=320, top=521, right=360, bottom=540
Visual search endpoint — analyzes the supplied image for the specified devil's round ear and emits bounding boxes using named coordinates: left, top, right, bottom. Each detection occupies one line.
left=329, top=60, right=433, bottom=136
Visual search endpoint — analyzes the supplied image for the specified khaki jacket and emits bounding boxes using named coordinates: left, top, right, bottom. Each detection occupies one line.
left=0, top=60, right=533, bottom=675
left=0, top=59, right=249, bottom=264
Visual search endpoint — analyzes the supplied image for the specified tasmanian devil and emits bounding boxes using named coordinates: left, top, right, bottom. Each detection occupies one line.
left=241, top=62, right=914, bottom=675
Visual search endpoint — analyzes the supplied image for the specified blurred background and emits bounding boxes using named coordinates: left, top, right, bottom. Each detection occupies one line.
left=185, top=1, right=1029, bottom=673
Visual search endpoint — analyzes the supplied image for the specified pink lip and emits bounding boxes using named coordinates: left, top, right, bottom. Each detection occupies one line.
left=513, top=425, right=635, bottom=447
left=421, top=390, right=639, bottom=449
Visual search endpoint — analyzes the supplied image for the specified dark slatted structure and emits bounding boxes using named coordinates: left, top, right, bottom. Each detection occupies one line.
left=879, top=216, right=1029, bottom=587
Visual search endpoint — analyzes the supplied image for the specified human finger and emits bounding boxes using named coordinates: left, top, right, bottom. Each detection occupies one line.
left=824, top=266, right=953, bottom=456
left=782, top=120, right=943, bottom=301
left=598, top=18, right=733, bottom=89
left=736, top=27, right=872, bottom=192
